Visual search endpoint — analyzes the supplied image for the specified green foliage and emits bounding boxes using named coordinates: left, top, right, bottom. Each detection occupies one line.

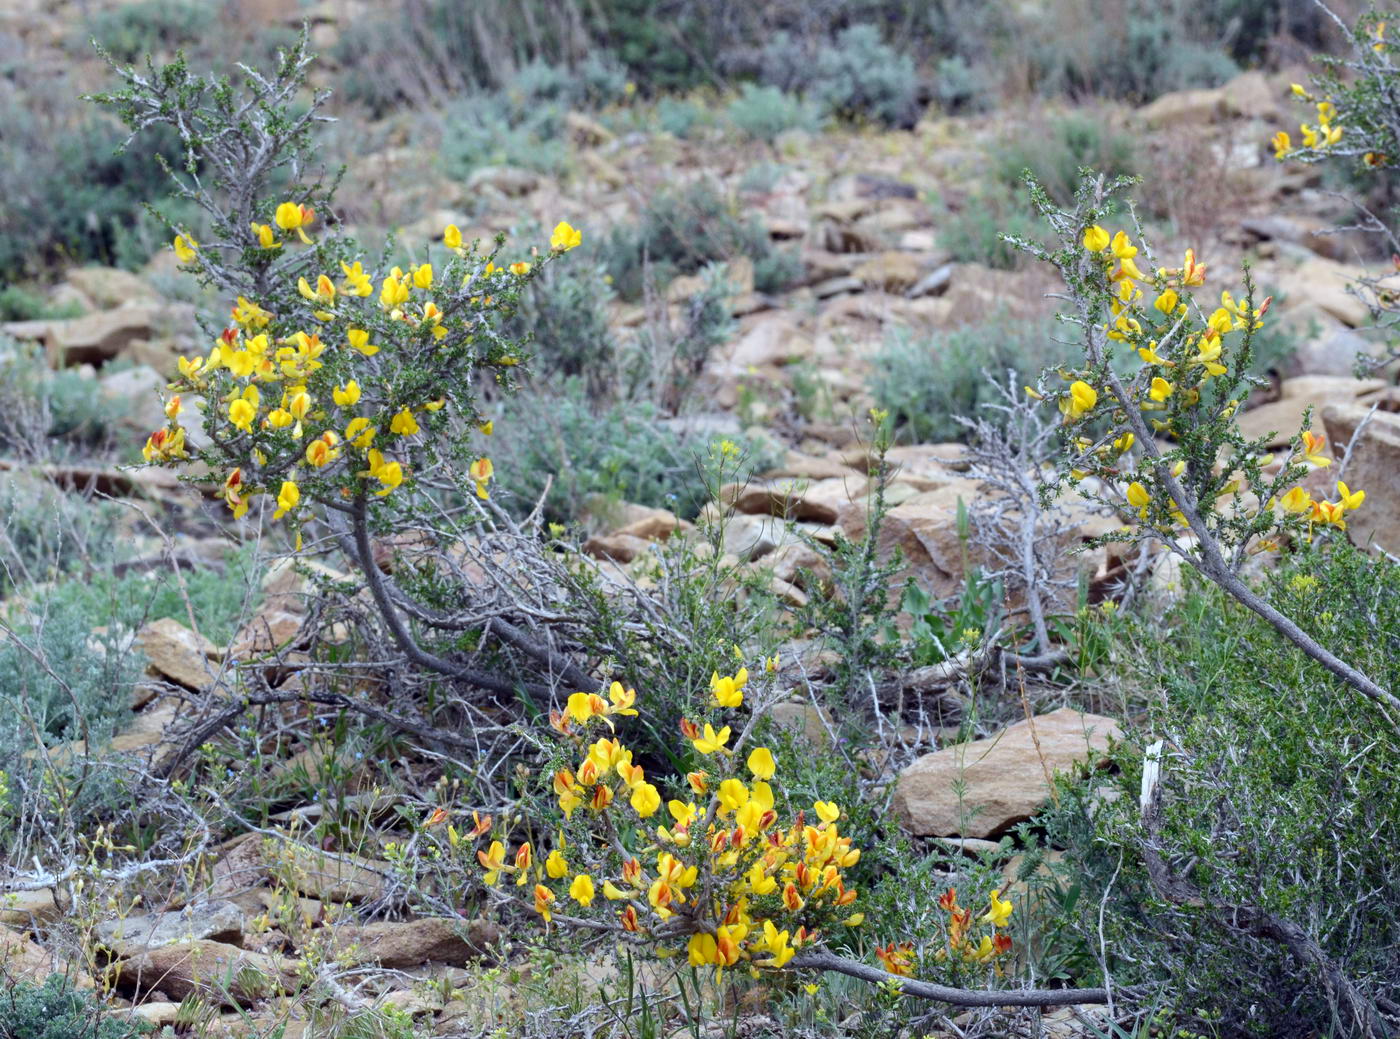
left=903, top=563, right=1005, bottom=666
left=1041, top=546, right=1400, bottom=1034
left=0, top=474, right=126, bottom=598
left=0, top=286, right=83, bottom=323
left=994, top=113, right=1138, bottom=205
left=507, top=247, right=618, bottom=395
left=0, top=975, right=145, bottom=1039
left=938, top=182, right=1043, bottom=269
left=601, top=181, right=786, bottom=301
left=0, top=340, right=131, bottom=461
left=809, top=25, right=922, bottom=127
left=438, top=96, right=569, bottom=180
left=655, top=96, right=707, bottom=138
left=869, top=318, right=1061, bottom=443
left=79, top=0, right=214, bottom=64
left=492, top=383, right=775, bottom=524
left=725, top=84, right=823, bottom=143
left=0, top=101, right=189, bottom=278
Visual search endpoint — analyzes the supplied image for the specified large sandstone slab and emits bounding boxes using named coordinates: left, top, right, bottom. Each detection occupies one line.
left=1322, top=404, right=1400, bottom=555
left=894, top=708, right=1121, bottom=837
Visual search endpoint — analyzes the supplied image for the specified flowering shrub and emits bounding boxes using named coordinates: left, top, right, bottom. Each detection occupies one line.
left=144, top=213, right=581, bottom=543
left=1011, top=172, right=1398, bottom=720
left=472, top=664, right=871, bottom=974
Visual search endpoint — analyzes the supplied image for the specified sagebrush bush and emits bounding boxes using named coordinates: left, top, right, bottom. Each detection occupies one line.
left=938, top=183, right=1043, bottom=269
left=725, top=83, right=824, bottom=143
left=601, top=181, right=785, bottom=300
left=506, top=244, right=618, bottom=395
left=0, top=340, right=131, bottom=461
left=438, top=96, right=569, bottom=180
left=0, top=975, right=144, bottom=1039
left=0, top=474, right=125, bottom=598
left=869, top=318, right=1061, bottom=443
left=1042, top=547, right=1400, bottom=1035
left=492, top=381, right=775, bottom=523
left=79, top=0, right=214, bottom=64
left=758, top=25, right=921, bottom=127
left=994, top=113, right=1138, bottom=205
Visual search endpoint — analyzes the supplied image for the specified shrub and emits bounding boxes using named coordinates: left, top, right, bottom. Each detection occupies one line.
left=506, top=245, right=618, bottom=395
left=0, top=975, right=144, bottom=1039
left=809, top=25, right=922, bottom=127
left=993, top=113, right=1138, bottom=205
left=0, top=340, right=131, bottom=461
left=601, top=181, right=784, bottom=300
left=938, top=183, right=1043, bottom=269
left=654, top=95, right=707, bottom=138
left=492, top=382, right=773, bottom=524
left=79, top=0, right=214, bottom=64
left=869, top=318, right=1061, bottom=443
left=1042, top=547, right=1400, bottom=1034
left=725, top=84, right=823, bottom=143
left=0, top=286, right=83, bottom=323
left=0, top=473, right=126, bottom=598
left=438, top=96, right=569, bottom=180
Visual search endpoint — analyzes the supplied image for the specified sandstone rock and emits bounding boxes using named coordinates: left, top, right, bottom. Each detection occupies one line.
left=811, top=275, right=862, bottom=298
left=1236, top=376, right=1383, bottom=447
left=613, top=506, right=688, bottom=541
left=852, top=251, right=923, bottom=293
left=721, top=513, right=790, bottom=562
left=275, top=845, right=388, bottom=903
left=769, top=701, right=835, bottom=748
left=1275, top=256, right=1370, bottom=327
left=0, top=889, right=60, bottom=928
left=1322, top=404, right=1400, bottom=554
left=128, top=1002, right=182, bottom=1027
left=96, top=901, right=244, bottom=958
left=564, top=111, right=614, bottom=148
left=111, top=939, right=293, bottom=1005
left=210, top=835, right=272, bottom=903
left=228, top=610, right=306, bottom=658
left=721, top=474, right=868, bottom=524
left=907, top=263, right=954, bottom=299
left=1218, top=70, right=1280, bottom=121
left=136, top=617, right=223, bottom=690
left=0, top=924, right=81, bottom=985
left=1136, top=87, right=1227, bottom=128
left=582, top=532, right=656, bottom=564
left=720, top=313, right=809, bottom=370
left=839, top=480, right=984, bottom=598
left=65, top=267, right=162, bottom=309
left=893, top=708, right=1122, bottom=837
left=465, top=165, right=541, bottom=197
left=328, top=917, right=499, bottom=968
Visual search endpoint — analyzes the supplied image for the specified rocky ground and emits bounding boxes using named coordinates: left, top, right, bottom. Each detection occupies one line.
left=3, top=14, right=1400, bottom=1030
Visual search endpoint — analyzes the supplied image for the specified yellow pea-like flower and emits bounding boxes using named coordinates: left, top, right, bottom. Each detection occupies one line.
left=550, top=220, right=582, bottom=252
left=1149, top=377, right=1174, bottom=403
left=333, top=381, right=361, bottom=407
left=273, top=479, right=300, bottom=519
left=1082, top=225, right=1110, bottom=252
left=444, top=224, right=463, bottom=250
left=390, top=408, right=420, bottom=436
left=569, top=873, right=596, bottom=907
left=173, top=234, right=197, bottom=263
left=746, top=747, right=776, bottom=781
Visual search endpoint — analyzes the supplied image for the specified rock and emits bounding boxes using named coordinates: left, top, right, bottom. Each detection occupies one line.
left=893, top=708, right=1122, bottom=837
left=769, top=701, right=835, bottom=748
left=578, top=150, right=626, bottom=189
left=328, top=917, right=499, bottom=968
left=110, top=939, right=293, bottom=1005
left=612, top=506, right=687, bottom=541
left=1236, top=376, right=1383, bottom=447
left=64, top=267, right=162, bottom=309
left=852, top=251, right=923, bottom=293
left=0, top=889, right=60, bottom=928
left=564, top=111, right=614, bottom=148
left=96, top=901, right=244, bottom=958
left=464, top=165, right=541, bottom=197
left=1275, top=256, right=1370, bottom=328
left=1218, top=70, right=1280, bottom=121
left=719, top=313, right=810, bottom=370
left=839, top=480, right=984, bottom=598
left=210, top=834, right=272, bottom=903
left=721, top=513, right=789, bottom=562
left=811, top=275, right=863, bottom=299
left=907, top=262, right=954, bottom=299
left=720, top=474, right=868, bottom=524
left=274, top=845, right=388, bottom=903
left=582, top=532, right=656, bottom=564
left=1136, top=87, right=1227, bottom=128
left=129, top=1002, right=182, bottom=1027
left=0, top=924, right=80, bottom=985
left=136, top=617, right=223, bottom=690
left=228, top=610, right=306, bottom=658
left=1322, top=404, right=1400, bottom=554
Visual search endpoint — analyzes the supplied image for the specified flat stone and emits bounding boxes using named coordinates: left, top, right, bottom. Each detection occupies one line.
left=96, top=901, right=244, bottom=958
left=894, top=708, right=1121, bottom=837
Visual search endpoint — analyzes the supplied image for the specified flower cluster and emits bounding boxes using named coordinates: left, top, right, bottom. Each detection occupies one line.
left=141, top=208, right=582, bottom=538
left=1037, top=221, right=1366, bottom=552
left=873, top=887, right=1012, bottom=979
left=1273, top=86, right=1344, bottom=158
left=475, top=667, right=866, bottom=976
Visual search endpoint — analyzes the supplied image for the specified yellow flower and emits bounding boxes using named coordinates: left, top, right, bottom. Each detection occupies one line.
left=390, top=408, right=420, bottom=436
left=347, top=329, right=379, bottom=356
left=1337, top=481, right=1365, bottom=510
left=1300, top=430, right=1331, bottom=467
left=691, top=723, right=731, bottom=755
left=345, top=416, right=376, bottom=449
left=1113, top=431, right=1135, bottom=454
left=746, top=746, right=776, bottom=781
left=509, top=260, right=531, bottom=276
left=273, top=480, right=300, bottom=519
left=1058, top=380, right=1098, bottom=421
left=570, top=872, right=596, bottom=907
left=1149, top=377, right=1174, bottom=403
left=980, top=888, right=1014, bottom=928
left=1153, top=289, right=1179, bottom=315
left=444, top=224, right=463, bottom=250
left=814, top=800, right=840, bottom=825
left=251, top=223, right=281, bottom=249
left=1280, top=486, right=1313, bottom=514
left=333, top=380, right=361, bottom=407
left=1110, top=231, right=1137, bottom=260
left=550, top=221, right=583, bottom=252
left=380, top=274, right=411, bottom=309
left=1138, top=344, right=1173, bottom=366
left=710, top=669, right=747, bottom=708
left=630, top=782, right=661, bottom=818
left=274, top=201, right=315, bottom=244
left=1126, top=481, right=1150, bottom=518
left=305, top=435, right=338, bottom=467
left=173, top=234, right=197, bottom=263
left=1082, top=225, right=1110, bottom=252
left=1272, top=130, right=1291, bottom=159
left=228, top=397, right=256, bottom=432
left=412, top=263, right=434, bottom=290
left=469, top=456, right=493, bottom=500
left=545, top=849, right=568, bottom=879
